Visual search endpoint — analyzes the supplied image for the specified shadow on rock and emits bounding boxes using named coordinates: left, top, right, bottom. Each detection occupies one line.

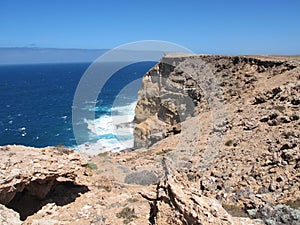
left=6, top=181, right=89, bottom=221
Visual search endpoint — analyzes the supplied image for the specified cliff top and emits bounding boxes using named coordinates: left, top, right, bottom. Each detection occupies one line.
left=0, top=54, right=299, bottom=224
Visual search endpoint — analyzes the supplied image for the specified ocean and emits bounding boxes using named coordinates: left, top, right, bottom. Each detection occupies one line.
left=0, top=61, right=156, bottom=153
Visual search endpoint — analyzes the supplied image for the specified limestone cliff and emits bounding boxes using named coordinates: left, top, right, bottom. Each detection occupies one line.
left=1, top=54, right=299, bottom=224
left=134, top=53, right=297, bottom=149
left=131, top=53, right=300, bottom=224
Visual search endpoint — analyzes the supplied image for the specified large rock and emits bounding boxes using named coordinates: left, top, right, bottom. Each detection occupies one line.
left=124, top=170, right=158, bottom=186
left=0, top=145, right=88, bottom=221
left=248, top=204, right=300, bottom=225
left=0, top=204, right=22, bottom=225
left=134, top=115, right=169, bottom=148
left=140, top=159, right=259, bottom=225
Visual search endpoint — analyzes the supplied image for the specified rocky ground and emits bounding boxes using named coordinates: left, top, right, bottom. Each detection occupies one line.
left=0, top=54, right=299, bottom=224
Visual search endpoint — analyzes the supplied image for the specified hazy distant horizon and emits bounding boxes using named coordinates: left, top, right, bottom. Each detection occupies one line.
left=0, top=47, right=109, bottom=65
left=1, top=46, right=299, bottom=65
left=0, top=44, right=195, bottom=65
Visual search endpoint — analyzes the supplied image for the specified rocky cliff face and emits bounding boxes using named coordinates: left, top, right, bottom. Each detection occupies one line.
left=1, top=54, right=299, bottom=224
left=0, top=145, right=263, bottom=225
left=132, top=53, right=300, bottom=224
left=134, top=53, right=297, bottom=149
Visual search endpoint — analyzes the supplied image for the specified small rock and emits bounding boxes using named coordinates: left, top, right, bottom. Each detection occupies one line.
left=124, top=170, right=158, bottom=186
left=267, top=119, right=278, bottom=126
left=201, top=177, right=217, bottom=191
left=258, top=186, right=269, bottom=194
left=243, top=121, right=259, bottom=130
left=254, top=95, right=266, bottom=104
left=260, top=116, right=269, bottom=122
left=269, top=183, right=276, bottom=192
left=278, top=116, right=291, bottom=123
left=255, top=194, right=263, bottom=199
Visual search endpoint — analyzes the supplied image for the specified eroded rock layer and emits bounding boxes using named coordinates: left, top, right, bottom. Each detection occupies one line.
left=0, top=54, right=299, bottom=224
left=134, top=54, right=298, bottom=149
left=0, top=145, right=89, bottom=221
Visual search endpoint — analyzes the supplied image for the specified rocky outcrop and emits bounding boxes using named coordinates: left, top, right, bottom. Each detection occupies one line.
left=140, top=159, right=259, bottom=225
left=0, top=144, right=262, bottom=225
left=132, top=53, right=300, bottom=223
left=0, top=145, right=89, bottom=221
left=134, top=54, right=297, bottom=148
left=134, top=54, right=208, bottom=148
left=1, top=54, right=299, bottom=224
left=248, top=204, right=300, bottom=225
left=0, top=204, right=22, bottom=225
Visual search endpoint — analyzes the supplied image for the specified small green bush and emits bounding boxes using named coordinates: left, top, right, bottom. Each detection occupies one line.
left=98, top=151, right=109, bottom=157
left=128, top=198, right=139, bottom=203
left=274, top=105, right=285, bottom=112
left=0, top=146, right=9, bottom=151
left=156, top=149, right=172, bottom=155
left=116, top=207, right=137, bottom=224
left=86, top=163, right=98, bottom=170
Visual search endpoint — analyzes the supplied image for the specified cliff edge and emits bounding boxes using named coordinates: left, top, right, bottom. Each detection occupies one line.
left=0, top=54, right=299, bottom=224
left=134, top=54, right=298, bottom=149
left=132, top=53, right=300, bottom=223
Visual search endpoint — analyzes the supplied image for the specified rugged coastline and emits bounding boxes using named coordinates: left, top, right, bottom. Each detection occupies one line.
left=1, top=54, right=300, bottom=224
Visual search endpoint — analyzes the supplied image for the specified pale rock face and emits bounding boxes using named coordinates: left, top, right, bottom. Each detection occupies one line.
left=140, top=160, right=261, bottom=225
left=132, top=54, right=300, bottom=222
left=134, top=54, right=298, bottom=149
left=134, top=115, right=169, bottom=148
left=0, top=145, right=88, bottom=222
left=0, top=204, right=22, bottom=225
left=0, top=145, right=87, bottom=204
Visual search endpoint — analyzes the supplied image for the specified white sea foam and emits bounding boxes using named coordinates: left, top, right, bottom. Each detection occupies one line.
left=111, top=101, right=137, bottom=114
left=79, top=101, right=137, bottom=155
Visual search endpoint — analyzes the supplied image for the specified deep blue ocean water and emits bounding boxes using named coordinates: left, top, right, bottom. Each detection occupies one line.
left=0, top=61, right=155, bottom=152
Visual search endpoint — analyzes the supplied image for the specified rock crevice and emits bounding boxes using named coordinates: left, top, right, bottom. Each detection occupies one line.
left=0, top=145, right=89, bottom=221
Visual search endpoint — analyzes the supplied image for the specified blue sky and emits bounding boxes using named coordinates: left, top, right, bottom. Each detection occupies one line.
left=0, top=0, right=300, bottom=54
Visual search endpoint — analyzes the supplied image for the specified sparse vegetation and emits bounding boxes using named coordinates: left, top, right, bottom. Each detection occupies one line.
left=0, top=146, right=10, bottom=151
left=116, top=207, right=137, bottom=224
left=222, top=204, right=248, bottom=218
left=56, top=144, right=70, bottom=154
left=286, top=199, right=300, bottom=209
left=128, top=197, right=139, bottom=203
left=274, top=105, right=285, bottom=112
left=86, top=163, right=98, bottom=170
left=98, top=151, right=109, bottom=157
left=126, top=157, right=136, bottom=162
left=156, top=149, right=172, bottom=155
